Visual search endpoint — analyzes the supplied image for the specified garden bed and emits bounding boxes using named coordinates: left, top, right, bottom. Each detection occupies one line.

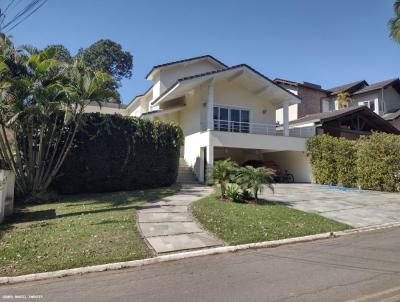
left=0, top=186, right=178, bottom=276
left=192, top=195, right=351, bottom=245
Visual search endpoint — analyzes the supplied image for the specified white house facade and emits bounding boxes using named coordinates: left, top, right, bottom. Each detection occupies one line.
left=87, top=55, right=314, bottom=183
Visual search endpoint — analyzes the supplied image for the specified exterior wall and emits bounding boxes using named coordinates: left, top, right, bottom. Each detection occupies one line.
left=183, top=131, right=210, bottom=180
left=153, top=61, right=221, bottom=99
left=214, top=78, right=277, bottom=125
left=351, top=92, right=381, bottom=114
left=262, top=151, right=312, bottom=183
left=276, top=104, right=298, bottom=124
left=383, top=86, right=400, bottom=113
left=297, top=86, right=327, bottom=118
left=211, top=131, right=307, bottom=152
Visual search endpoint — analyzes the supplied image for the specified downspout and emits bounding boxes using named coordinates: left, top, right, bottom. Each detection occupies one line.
left=381, top=87, right=384, bottom=114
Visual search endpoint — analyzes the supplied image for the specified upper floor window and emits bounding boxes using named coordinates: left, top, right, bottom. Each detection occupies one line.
left=213, top=106, right=250, bottom=133
left=359, top=100, right=375, bottom=112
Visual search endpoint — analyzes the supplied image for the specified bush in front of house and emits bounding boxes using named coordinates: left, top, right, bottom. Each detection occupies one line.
left=52, top=113, right=183, bottom=194
left=357, top=133, right=400, bottom=192
left=306, top=135, right=338, bottom=185
left=335, top=138, right=358, bottom=188
left=212, top=159, right=275, bottom=203
left=307, top=133, right=400, bottom=192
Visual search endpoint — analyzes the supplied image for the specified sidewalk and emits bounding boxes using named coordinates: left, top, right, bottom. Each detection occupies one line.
left=136, top=185, right=223, bottom=254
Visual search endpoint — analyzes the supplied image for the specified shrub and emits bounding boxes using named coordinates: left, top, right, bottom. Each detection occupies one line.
left=307, top=135, right=338, bottom=185
left=237, top=166, right=275, bottom=202
left=357, top=133, right=400, bottom=192
left=335, top=138, right=357, bottom=188
left=52, top=113, right=183, bottom=194
left=225, top=184, right=243, bottom=203
left=307, top=133, right=400, bottom=192
left=212, top=159, right=239, bottom=198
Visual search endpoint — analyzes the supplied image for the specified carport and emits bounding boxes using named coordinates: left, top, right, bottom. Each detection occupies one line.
left=214, top=147, right=312, bottom=183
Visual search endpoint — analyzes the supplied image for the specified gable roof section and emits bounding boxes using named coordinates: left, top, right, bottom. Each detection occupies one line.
left=352, top=78, right=400, bottom=95
left=290, top=106, right=400, bottom=134
left=145, top=55, right=228, bottom=80
left=274, top=78, right=329, bottom=93
left=150, top=64, right=301, bottom=107
left=327, top=80, right=368, bottom=95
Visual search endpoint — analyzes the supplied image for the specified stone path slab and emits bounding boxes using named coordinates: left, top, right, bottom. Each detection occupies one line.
left=261, top=184, right=400, bottom=228
left=137, top=185, right=222, bottom=254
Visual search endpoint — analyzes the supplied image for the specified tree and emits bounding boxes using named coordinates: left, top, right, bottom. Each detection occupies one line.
left=212, top=159, right=238, bottom=198
left=389, top=0, right=400, bottom=43
left=337, top=92, right=352, bottom=109
left=77, top=39, right=133, bottom=84
left=238, top=166, right=274, bottom=202
left=45, top=44, right=72, bottom=63
left=0, top=35, right=117, bottom=198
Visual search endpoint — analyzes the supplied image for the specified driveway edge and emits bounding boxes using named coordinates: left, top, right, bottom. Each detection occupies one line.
left=2, top=222, right=400, bottom=285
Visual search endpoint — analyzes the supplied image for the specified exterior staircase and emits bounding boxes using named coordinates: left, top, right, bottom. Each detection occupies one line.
left=177, top=158, right=198, bottom=184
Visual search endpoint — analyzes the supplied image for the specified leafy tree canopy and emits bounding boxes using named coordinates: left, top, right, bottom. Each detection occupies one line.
left=389, top=0, right=400, bottom=43
left=45, top=44, right=72, bottom=63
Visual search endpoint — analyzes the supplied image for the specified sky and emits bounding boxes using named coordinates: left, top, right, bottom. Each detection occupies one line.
left=6, top=0, right=400, bottom=104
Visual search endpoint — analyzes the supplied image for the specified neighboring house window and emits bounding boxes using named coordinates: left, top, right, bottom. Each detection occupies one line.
left=213, top=106, right=250, bottom=133
left=359, top=100, right=375, bottom=112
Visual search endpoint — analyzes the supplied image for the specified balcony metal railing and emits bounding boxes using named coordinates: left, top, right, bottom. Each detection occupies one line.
left=203, top=119, right=315, bottom=138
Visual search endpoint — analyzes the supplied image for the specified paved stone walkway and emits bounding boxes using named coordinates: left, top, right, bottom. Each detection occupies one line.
left=137, top=185, right=223, bottom=254
left=261, top=183, right=400, bottom=228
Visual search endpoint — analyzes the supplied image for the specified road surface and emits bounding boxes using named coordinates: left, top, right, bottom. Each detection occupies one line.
left=1, top=227, right=400, bottom=302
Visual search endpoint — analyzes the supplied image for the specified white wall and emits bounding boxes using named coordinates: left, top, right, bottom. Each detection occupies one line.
left=184, top=132, right=210, bottom=179
left=85, top=104, right=126, bottom=115
left=263, top=151, right=312, bottom=183
left=276, top=104, right=298, bottom=124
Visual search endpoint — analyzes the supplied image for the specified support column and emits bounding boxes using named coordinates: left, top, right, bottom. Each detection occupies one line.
left=206, top=144, right=214, bottom=184
left=207, top=79, right=215, bottom=131
left=283, top=102, right=289, bottom=137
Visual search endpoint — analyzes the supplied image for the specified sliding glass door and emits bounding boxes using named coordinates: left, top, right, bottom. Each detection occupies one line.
left=213, top=106, right=250, bottom=133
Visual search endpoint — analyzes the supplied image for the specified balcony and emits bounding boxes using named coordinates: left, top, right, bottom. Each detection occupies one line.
left=206, top=119, right=314, bottom=138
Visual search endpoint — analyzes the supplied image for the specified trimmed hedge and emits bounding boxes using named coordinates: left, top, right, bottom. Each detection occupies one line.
left=52, top=113, right=183, bottom=194
left=307, top=133, right=400, bottom=192
left=357, top=133, right=400, bottom=192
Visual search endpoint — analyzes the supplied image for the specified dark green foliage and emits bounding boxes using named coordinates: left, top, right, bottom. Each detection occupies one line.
left=335, top=138, right=357, bottom=188
left=307, top=135, right=338, bottom=185
left=357, top=133, right=400, bottom=192
left=52, top=113, right=183, bottom=194
left=307, top=133, right=400, bottom=192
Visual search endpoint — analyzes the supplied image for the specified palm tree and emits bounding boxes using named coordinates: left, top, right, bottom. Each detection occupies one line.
left=212, top=159, right=238, bottom=198
left=337, top=92, right=352, bottom=109
left=238, top=166, right=275, bottom=202
left=389, top=0, right=400, bottom=43
left=0, top=35, right=117, bottom=198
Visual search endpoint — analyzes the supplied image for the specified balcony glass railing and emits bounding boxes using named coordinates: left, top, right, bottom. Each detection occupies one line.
left=207, top=119, right=315, bottom=138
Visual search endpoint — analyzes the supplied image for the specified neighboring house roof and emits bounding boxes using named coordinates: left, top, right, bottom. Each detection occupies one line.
left=327, top=80, right=368, bottom=95
left=290, top=105, right=400, bottom=134
left=145, top=55, right=228, bottom=80
left=382, top=109, right=400, bottom=121
left=274, top=78, right=329, bottom=93
left=150, top=64, right=301, bottom=107
left=351, top=78, right=400, bottom=95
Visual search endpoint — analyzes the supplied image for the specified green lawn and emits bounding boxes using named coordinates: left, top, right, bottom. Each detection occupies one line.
left=0, top=186, right=178, bottom=276
left=192, top=195, right=351, bottom=245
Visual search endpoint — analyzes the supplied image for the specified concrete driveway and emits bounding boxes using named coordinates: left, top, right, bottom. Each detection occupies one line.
left=261, top=184, right=400, bottom=227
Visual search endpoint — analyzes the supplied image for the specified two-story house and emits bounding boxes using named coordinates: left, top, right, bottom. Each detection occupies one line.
left=118, top=55, right=314, bottom=183
left=274, top=77, right=400, bottom=130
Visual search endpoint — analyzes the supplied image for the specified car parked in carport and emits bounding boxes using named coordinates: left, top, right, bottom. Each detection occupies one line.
left=242, top=160, right=294, bottom=183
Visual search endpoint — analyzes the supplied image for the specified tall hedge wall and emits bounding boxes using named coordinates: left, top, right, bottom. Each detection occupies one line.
left=307, top=133, right=400, bottom=192
left=52, top=113, right=184, bottom=194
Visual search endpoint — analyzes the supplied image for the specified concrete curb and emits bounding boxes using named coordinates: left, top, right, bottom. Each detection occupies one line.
left=1, top=222, right=400, bottom=285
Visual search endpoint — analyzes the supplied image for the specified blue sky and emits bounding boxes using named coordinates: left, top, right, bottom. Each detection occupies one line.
left=8, top=0, right=400, bottom=104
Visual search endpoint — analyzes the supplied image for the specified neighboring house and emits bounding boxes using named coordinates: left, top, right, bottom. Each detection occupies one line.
left=290, top=106, right=400, bottom=140
left=274, top=78, right=330, bottom=124
left=108, top=55, right=314, bottom=183
left=274, top=78, right=400, bottom=130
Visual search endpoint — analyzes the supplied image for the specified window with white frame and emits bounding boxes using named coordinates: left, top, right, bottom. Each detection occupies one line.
left=359, top=100, right=375, bottom=112
left=213, top=106, right=250, bottom=133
